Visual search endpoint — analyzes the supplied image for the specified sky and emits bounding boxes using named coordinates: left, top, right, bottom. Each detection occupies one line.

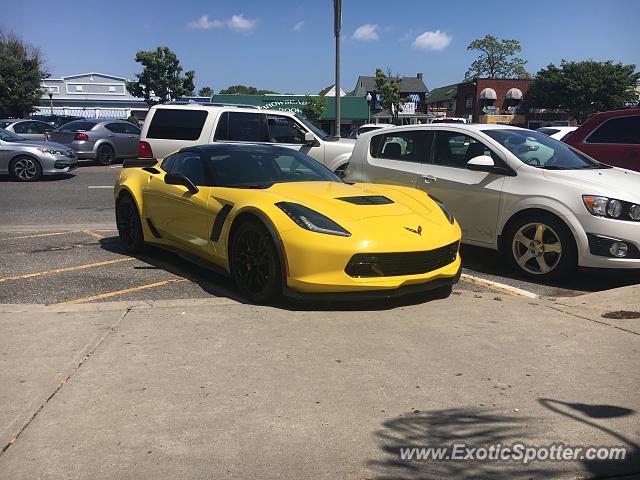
left=4, top=0, right=639, bottom=94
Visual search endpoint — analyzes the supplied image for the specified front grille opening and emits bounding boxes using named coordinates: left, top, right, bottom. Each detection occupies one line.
left=337, top=195, right=394, bottom=205
left=345, top=242, right=459, bottom=277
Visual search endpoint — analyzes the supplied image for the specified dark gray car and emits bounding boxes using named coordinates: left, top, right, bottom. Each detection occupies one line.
left=48, top=119, right=140, bottom=165
left=0, top=128, right=77, bottom=181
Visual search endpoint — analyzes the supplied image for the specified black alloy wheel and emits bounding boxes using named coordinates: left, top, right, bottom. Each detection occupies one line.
left=96, top=144, right=115, bottom=166
left=116, top=195, right=144, bottom=254
left=10, top=156, right=43, bottom=182
left=230, top=221, right=282, bottom=303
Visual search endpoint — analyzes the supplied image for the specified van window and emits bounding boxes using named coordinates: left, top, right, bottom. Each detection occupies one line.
left=265, top=115, right=305, bottom=144
left=587, top=116, right=640, bottom=144
left=146, top=109, right=208, bottom=140
left=215, top=112, right=266, bottom=142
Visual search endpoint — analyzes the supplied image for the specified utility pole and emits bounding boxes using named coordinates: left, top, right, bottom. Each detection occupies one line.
left=333, top=0, right=341, bottom=137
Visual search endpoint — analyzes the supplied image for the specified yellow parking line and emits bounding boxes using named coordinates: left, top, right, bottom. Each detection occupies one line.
left=0, top=258, right=135, bottom=283
left=0, top=231, right=77, bottom=241
left=82, top=230, right=104, bottom=240
left=60, top=278, right=188, bottom=304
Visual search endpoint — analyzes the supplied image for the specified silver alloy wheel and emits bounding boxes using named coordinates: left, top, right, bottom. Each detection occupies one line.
left=511, top=222, right=562, bottom=275
left=13, top=157, right=38, bottom=180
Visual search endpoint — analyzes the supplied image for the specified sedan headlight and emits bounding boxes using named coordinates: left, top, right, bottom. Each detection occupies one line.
left=428, top=194, right=455, bottom=225
left=276, top=202, right=351, bottom=237
left=37, top=147, right=66, bottom=155
left=582, top=195, right=640, bottom=221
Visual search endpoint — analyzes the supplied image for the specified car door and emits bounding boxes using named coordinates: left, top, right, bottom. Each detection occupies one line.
left=417, top=129, right=505, bottom=246
left=580, top=115, right=640, bottom=170
left=142, top=151, right=215, bottom=256
left=104, top=123, right=130, bottom=157
left=123, top=122, right=141, bottom=157
left=362, top=129, right=432, bottom=188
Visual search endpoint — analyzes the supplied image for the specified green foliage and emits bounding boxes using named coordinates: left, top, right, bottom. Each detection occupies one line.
left=301, top=96, right=327, bottom=123
left=374, top=69, right=407, bottom=124
left=126, top=47, right=195, bottom=105
left=0, top=30, right=48, bottom=118
left=198, top=86, right=214, bottom=97
left=525, top=60, right=640, bottom=122
left=464, top=34, right=529, bottom=80
left=218, top=85, right=279, bottom=95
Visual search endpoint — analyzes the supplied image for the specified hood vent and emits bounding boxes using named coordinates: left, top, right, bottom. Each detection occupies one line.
left=337, top=195, right=394, bottom=205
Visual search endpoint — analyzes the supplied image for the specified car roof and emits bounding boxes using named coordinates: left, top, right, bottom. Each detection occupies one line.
left=181, top=143, right=291, bottom=155
left=150, top=102, right=297, bottom=117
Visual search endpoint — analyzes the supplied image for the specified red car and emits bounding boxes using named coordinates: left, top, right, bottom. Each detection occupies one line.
left=564, top=108, right=640, bottom=172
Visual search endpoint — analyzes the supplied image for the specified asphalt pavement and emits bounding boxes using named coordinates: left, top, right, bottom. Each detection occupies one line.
left=0, top=164, right=638, bottom=304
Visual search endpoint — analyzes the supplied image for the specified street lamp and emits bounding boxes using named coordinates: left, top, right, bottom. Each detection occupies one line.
left=333, top=0, right=341, bottom=137
left=46, top=87, right=55, bottom=115
left=365, top=92, right=372, bottom=123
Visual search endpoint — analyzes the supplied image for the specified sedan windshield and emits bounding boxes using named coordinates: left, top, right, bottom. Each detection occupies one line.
left=205, top=147, right=340, bottom=188
left=294, top=114, right=329, bottom=140
left=0, top=128, right=24, bottom=142
left=483, top=129, right=607, bottom=170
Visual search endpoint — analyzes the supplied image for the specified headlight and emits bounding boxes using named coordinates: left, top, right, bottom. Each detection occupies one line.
left=583, top=195, right=640, bottom=221
left=276, top=202, right=351, bottom=237
left=37, top=147, right=65, bottom=155
left=428, top=194, right=455, bottom=225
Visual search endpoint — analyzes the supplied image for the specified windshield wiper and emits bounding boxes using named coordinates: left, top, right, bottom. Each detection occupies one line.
left=231, top=183, right=273, bottom=189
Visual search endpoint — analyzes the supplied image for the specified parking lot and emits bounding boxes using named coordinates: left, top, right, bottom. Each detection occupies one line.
left=1, top=164, right=638, bottom=305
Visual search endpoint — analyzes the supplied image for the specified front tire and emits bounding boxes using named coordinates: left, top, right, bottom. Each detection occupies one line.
left=504, top=212, right=577, bottom=279
left=10, top=156, right=42, bottom=182
left=96, top=144, right=115, bottom=166
left=116, top=195, right=145, bottom=254
left=230, top=220, right=282, bottom=303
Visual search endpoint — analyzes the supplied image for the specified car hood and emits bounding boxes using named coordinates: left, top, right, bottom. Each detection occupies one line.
left=262, top=181, right=435, bottom=222
left=542, top=167, right=640, bottom=202
left=14, top=139, right=72, bottom=151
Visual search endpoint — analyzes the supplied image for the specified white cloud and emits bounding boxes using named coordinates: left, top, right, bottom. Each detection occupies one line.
left=188, top=15, right=224, bottom=30
left=188, top=13, right=257, bottom=33
left=412, top=30, right=452, bottom=51
left=293, top=20, right=305, bottom=32
left=228, top=14, right=257, bottom=32
left=352, top=24, right=379, bottom=41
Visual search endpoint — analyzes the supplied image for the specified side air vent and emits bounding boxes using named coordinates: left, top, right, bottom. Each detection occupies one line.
left=337, top=196, right=394, bottom=205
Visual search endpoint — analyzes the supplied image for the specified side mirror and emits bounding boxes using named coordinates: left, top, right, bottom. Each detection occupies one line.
left=466, top=155, right=495, bottom=172
left=164, top=173, right=199, bottom=194
left=304, top=132, right=316, bottom=145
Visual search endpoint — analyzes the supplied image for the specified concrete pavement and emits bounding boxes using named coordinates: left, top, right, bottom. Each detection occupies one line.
left=0, top=287, right=638, bottom=479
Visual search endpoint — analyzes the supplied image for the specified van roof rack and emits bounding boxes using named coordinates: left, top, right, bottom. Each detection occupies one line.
left=162, top=100, right=260, bottom=109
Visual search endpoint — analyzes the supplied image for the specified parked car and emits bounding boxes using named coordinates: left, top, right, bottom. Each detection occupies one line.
left=345, top=123, right=640, bottom=279
left=0, top=128, right=78, bottom=181
left=29, top=114, right=84, bottom=129
left=138, top=103, right=355, bottom=177
left=564, top=108, right=640, bottom=171
left=536, top=126, right=578, bottom=142
left=115, top=143, right=461, bottom=302
left=0, top=119, right=54, bottom=140
left=48, top=119, right=140, bottom=165
left=430, top=117, right=470, bottom=124
left=346, top=123, right=393, bottom=139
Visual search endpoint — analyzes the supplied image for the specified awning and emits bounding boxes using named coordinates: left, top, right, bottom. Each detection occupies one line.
left=479, top=88, right=497, bottom=100
left=505, top=88, right=523, bottom=100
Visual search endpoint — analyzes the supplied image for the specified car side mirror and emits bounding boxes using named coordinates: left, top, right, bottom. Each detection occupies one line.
left=304, top=132, right=316, bottom=145
left=164, top=173, right=199, bottom=194
left=466, top=155, right=495, bottom=172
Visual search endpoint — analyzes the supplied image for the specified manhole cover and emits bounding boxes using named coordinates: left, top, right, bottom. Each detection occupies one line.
left=601, top=311, right=640, bottom=320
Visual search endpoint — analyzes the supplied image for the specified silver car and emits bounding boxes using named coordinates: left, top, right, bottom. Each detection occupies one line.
left=0, top=128, right=78, bottom=181
left=49, top=119, right=140, bottom=165
left=0, top=119, right=54, bottom=140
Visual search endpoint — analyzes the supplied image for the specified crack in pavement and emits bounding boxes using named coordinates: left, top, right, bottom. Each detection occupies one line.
left=0, top=305, right=137, bottom=457
left=546, top=304, right=640, bottom=336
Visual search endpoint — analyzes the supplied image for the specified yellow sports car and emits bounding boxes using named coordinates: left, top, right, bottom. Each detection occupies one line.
left=115, top=144, right=462, bottom=303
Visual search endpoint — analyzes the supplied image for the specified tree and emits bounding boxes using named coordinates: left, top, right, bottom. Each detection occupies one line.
left=218, top=85, right=278, bottom=95
left=525, top=60, right=640, bottom=123
left=374, top=69, right=407, bottom=124
left=126, top=47, right=195, bottom=105
left=0, top=30, right=48, bottom=118
left=198, top=86, right=214, bottom=97
left=464, top=34, right=529, bottom=80
left=301, top=96, right=327, bottom=124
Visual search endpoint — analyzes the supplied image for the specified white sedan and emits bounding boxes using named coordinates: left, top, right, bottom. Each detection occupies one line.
left=536, top=126, right=577, bottom=141
left=345, top=124, right=640, bottom=279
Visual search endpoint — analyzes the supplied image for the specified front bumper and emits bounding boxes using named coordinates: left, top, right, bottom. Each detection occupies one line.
left=42, top=155, right=79, bottom=175
left=574, top=213, right=640, bottom=269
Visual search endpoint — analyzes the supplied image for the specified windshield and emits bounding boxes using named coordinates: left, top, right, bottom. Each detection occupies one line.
left=294, top=114, right=329, bottom=140
left=205, top=147, right=340, bottom=188
left=0, top=128, right=24, bottom=142
left=483, top=129, right=607, bottom=170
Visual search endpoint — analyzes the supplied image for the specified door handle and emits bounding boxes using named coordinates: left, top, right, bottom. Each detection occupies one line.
left=420, top=175, right=437, bottom=183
